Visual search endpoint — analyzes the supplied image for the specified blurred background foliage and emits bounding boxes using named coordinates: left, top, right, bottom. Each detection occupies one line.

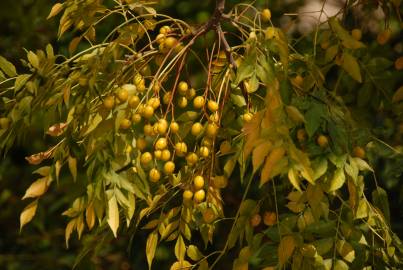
left=0, top=0, right=402, bottom=269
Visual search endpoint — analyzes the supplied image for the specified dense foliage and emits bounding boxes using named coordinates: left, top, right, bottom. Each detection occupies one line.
left=1, top=0, right=403, bottom=269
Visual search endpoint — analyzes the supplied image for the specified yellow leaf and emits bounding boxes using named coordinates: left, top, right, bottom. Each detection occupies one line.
left=20, top=200, right=38, bottom=231
left=392, top=85, right=403, bottom=103
left=341, top=52, right=362, bottom=83
left=288, top=168, right=302, bottom=192
left=146, top=231, right=158, bottom=269
left=86, top=203, right=95, bottom=230
left=174, top=235, right=186, bottom=262
left=107, top=196, right=119, bottom=238
left=328, top=168, right=345, bottom=192
left=68, top=156, right=77, bottom=182
left=27, top=51, right=39, bottom=69
left=76, top=215, right=84, bottom=239
left=286, top=105, right=305, bottom=123
left=278, top=235, right=296, bottom=266
left=47, top=3, right=64, bottom=19
left=22, top=177, right=48, bottom=199
left=252, top=141, right=272, bottom=172
left=260, top=147, right=286, bottom=186
left=55, top=160, right=62, bottom=182
left=65, top=219, right=76, bottom=248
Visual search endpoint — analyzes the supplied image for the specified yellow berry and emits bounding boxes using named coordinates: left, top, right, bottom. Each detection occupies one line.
left=136, top=137, right=147, bottom=151
left=207, top=100, right=219, bottom=112
left=292, top=75, right=304, bottom=87
left=148, top=97, right=160, bottom=109
left=149, top=168, right=161, bottom=182
left=193, top=175, right=204, bottom=190
left=132, top=113, right=142, bottom=123
left=175, top=142, right=188, bottom=156
left=143, top=105, right=154, bottom=119
left=177, top=97, right=188, bottom=108
left=199, top=146, right=209, bottom=158
left=351, top=29, right=362, bottom=41
left=134, top=73, right=143, bottom=85
left=353, top=146, right=365, bottom=158
left=103, top=96, right=115, bottom=110
left=377, top=29, right=391, bottom=45
left=144, top=124, right=153, bottom=136
left=297, top=128, right=307, bottom=142
left=395, top=56, right=403, bottom=70
left=250, top=214, right=262, bottom=227
left=265, top=27, right=277, bottom=39
left=156, top=33, right=166, bottom=44
left=183, top=190, right=193, bottom=201
left=191, top=122, right=203, bottom=136
left=206, top=123, right=218, bottom=137
left=186, top=152, right=199, bottom=165
left=137, top=82, right=146, bottom=93
left=317, top=135, right=329, bottom=148
left=140, top=152, right=153, bottom=165
left=159, top=25, right=171, bottom=34
left=155, top=137, right=168, bottom=150
left=242, top=112, right=253, bottom=123
left=261, top=8, right=271, bottom=22
left=193, top=96, right=205, bottom=109
left=164, top=37, right=178, bottom=49
left=120, top=118, right=132, bottom=129
left=161, top=149, right=171, bottom=161
left=154, top=150, right=162, bottom=159
left=163, top=161, right=175, bottom=174
left=163, top=91, right=172, bottom=104
left=263, top=211, right=277, bottom=226
left=170, top=122, right=179, bottom=133
left=178, top=81, right=189, bottom=94
left=157, top=119, right=168, bottom=135
left=187, top=88, right=196, bottom=99
left=116, top=88, right=129, bottom=102
left=194, top=189, right=205, bottom=203
left=128, top=95, right=140, bottom=108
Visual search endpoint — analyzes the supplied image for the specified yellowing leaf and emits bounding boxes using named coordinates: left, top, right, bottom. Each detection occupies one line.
left=55, top=160, right=62, bottom=182
left=20, top=200, right=38, bottom=231
left=68, top=156, right=77, bottom=182
left=260, top=147, right=286, bottom=186
left=27, top=51, right=39, bottom=69
left=328, top=168, right=345, bottom=192
left=0, top=55, right=17, bottom=77
left=107, top=195, right=119, bottom=238
left=286, top=105, right=305, bottom=124
left=392, top=85, right=403, bottom=103
left=288, top=168, right=301, bottom=192
left=252, top=142, right=272, bottom=172
left=341, top=52, right=362, bottom=83
left=65, top=219, right=76, bottom=248
left=174, top=235, right=186, bottom=262
left=278, top=235, right=296, bottom=266
left=47, top=3, right=64, bottom=19
left=22, top=177, right=48, bottom=199
left=86, top=203, right=95, bottom=230
left=187, top=245, right=203, bottom=261
left=146, top=231, right=158, bottom=269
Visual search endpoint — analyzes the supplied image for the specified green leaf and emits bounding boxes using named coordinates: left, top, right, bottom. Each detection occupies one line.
left=14, top=74, right=31, bottom=92
left=0, top=55, right=17, bottom=77
left=27, top=51, right=40, bottom=69
left=230, top=93, right=246, bottom=107
left=83, top=113, right=103, bottom=136
left=146, top=231, right=158, bottom=269
left=68, top=156, right=77, bottom=182
left=325, top=45, right=339, bottom=63
left=176, top=111, right=199, bottom=122
left=341, top=52, right=362, bottom=83
left=329, top=18, right=365, bottom=50
left=304, top=103, right=325, bottom=137
left=372, top=187, right=390, bottom=224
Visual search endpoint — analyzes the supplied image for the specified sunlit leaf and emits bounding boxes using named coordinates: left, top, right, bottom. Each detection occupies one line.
left=107, top=195, right=119, bottom=238
left=20, top=200, right=38, bottom=231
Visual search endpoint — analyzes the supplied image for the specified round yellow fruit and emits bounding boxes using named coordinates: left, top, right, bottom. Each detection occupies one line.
left=177, top=97, right=188, bottom=108
left=351, top=28, right=362, bottom=41
left=242, top=112, right=253, bottom=122
left=263, top=211, right=277, bottom=226
left=206, top=123, right=218, bottom=137
left=353, top=146, right=365, bottom=158
left=250, top=214, right=262, bottom=227
left=155, top=137, right=168, bottom=150
left=128, top=95, right=140, bottom=108
left=137, top=82, right=146, bottom=93
left=183, top=190, right=193, bottom=201
left=175, top=142, right=188, bottom=156
left=261, top=8, right=271, bottom=22
left=178, top=81, right=189, bottom=94
left=140, top=152, right=153, bottom=165
left=120, top=118, right=132, bottom=129
left=194, top=189, right=206, bottom=203
left=186, top=152, right=199, bottom=165
left=202, top=208, right=216, bottom=223
left=149, top=168, right=161, bottom=182
left=154, top=150, right=162, bottom=159
left=132, top=113, right=142, bottom=123
left=395, top=56, right=403, bottom=70
left=317, top=135, right=329, bottom=148
left=157, top=119, right=168, bottom=134
left=199, top=146, right=209, bottom=158
left=377, top=29, right=391, bottom=45
left=144, top=124, right=153, bottom=136
left=134, top=73, right=143, bottom=85
left=159, top=25, right=172, bottom=34
left=103, top=96, right=115, bottom=110
left=163, top=91, right=172, bottom=104
left=143, top=105, right=154, bottom=119
left=265, top=27, right=277, bottom=39
left=156, top=33, right=165, bottom=44
left=207, top=100, right=219, bottom=112
left=297, top=128, right=307, bottom=142
left=170, top=122, right=179, bottom=133
left=116, top=88, right=129, bottom=102
left=161, top=149, right=171, bottom=161
left=191, top=122, right=203, bottom=136
left=193, top=175, right=205, bottom=190
left=136, top=137, right=147, bottom=151
left=164, top=37, right=177, bottom=49
left=193, top=96, right=205, bottom=109
left=164, top=161, right=175, bottom=174
left=148, top=97, right=160, bottom=109
left=209, top=113, right=219, bottom=123
left=292, top=75, right=304, bottom=87
left=187, top=88, right=196, bottom=99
